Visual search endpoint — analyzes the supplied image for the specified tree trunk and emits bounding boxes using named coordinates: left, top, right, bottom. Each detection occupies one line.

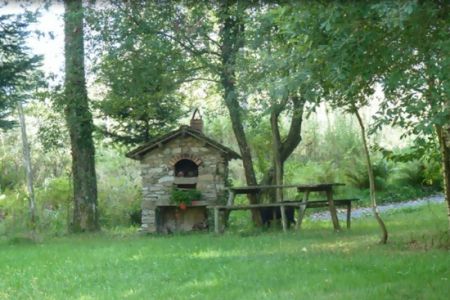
left=218, top=0, right=261, bottom=225
left=64, top=0, right=99, bottom=232
left=436, top=125, right=450, bottom=233
left=17, top=101, right=36, bottom=228
left=270, top=110, right=283, bottom=203
left=355, top=109, right=388, bottom=244
left=259, top=95, right=306, bottom=186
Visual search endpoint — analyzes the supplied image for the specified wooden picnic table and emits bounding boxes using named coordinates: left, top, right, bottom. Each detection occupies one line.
left=210, top=183, right=345, bottom=233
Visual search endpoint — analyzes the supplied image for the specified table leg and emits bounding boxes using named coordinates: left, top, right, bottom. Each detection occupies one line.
left=280, top=205, right=287, bottom=232
left=296, top=191, right=309, bottom=230
left=327, top=190, right=341, bottom=231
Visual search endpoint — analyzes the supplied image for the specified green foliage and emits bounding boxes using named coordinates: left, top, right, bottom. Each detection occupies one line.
left=0, top=12, right=42, bottom=129
left=0, top=195, right=39, bottom=237
left=0, top=141, right=143, bottom=235
left=345, top=157, right=390, bottom=191
left=372, top=2, right=450, bottom=137
left=170, top=188, right=202, bottom=205
left=96, top=146, right=141, bottom=227
left=0, top=159, right=24, bottom=191
left=389, top=160, right=442, bottom=190
left=299, top=114, right=362, bottom=165
left=36, top=177, right=72, bottom=211
left=87, top=2, right=191, bottom=145
left=36, top=177, right=73, bottom=235
left=246, top=119, right=273, bottom=179
left=0, top=176, right=71, bottom=237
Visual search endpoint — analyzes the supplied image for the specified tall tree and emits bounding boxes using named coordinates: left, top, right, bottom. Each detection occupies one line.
left=17, top=101, right=36, bottom=228
left=86, top=1, right=189, bottom=145
left=0, top=10, right=41, bottom=228
left=272, top=2, right=389, bottom=241
left=372, top=1, right=450, bottom=231
left=89, top=1, right=311, bottom=225
left=64, top=0, right=99, bottom=232
left=0, top=12, right=41, bottom=129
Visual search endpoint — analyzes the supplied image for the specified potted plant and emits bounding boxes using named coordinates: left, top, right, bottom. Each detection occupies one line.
left=171, top=188, right=202, bottom=210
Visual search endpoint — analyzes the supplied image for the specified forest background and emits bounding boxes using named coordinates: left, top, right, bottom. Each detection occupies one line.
left=0, top=0, right=448, bottom=237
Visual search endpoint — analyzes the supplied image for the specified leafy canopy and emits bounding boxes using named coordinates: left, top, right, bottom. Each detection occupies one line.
left=0, top=11, right=42, bottom=129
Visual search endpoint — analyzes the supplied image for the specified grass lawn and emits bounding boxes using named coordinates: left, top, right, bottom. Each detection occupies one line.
left=0, top=203, right=449, bottom=300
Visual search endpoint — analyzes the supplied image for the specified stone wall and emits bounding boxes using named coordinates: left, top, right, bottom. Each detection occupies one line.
left=139, top=136, right=228, bottom=232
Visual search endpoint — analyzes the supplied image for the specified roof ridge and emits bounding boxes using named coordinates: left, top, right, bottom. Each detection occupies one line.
left=126, top=126, right=241, bottom=160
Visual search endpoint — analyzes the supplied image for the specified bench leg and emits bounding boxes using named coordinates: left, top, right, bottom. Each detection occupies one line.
left=280, top=205, right=287, bottom=233
left=327, top=190, right=341, bottom=231
left=296, top=204, right=306, bottom=230
left=346, top=202, right=351, bottom=229
left=296, top=191, right=309, bottom=231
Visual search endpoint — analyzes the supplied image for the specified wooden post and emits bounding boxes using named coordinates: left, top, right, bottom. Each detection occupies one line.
left=296, top=191, right=309, bottom=230
left=224, top=190, right=235, bottom=228
left=327, top=190, right=341, bottom=231
left=227, top=190, right=235, bottom=206
left=214, top=207, right=220, bottom=234
left=280, top=205, right=287, bottom=232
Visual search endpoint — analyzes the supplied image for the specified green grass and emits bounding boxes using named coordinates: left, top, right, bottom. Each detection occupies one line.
left=0, top=204, right=449, bottom=300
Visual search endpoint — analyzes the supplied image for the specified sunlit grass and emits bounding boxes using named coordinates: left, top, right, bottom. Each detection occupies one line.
left=0, top=203, right=449, bottom=299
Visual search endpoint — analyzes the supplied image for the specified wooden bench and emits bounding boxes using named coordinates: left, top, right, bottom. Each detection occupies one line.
left=207, top=202, right=303, bottom=234
left=295, top=198, right=360, bottom=230
left=208, top=198, right=359, bottom=233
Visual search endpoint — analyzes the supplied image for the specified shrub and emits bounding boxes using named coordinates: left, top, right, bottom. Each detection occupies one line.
left=388, top=159, right=442, bottom=191
left=344, top=157, right=389, bottom=190
left=171, top=188, right=202, bottom=205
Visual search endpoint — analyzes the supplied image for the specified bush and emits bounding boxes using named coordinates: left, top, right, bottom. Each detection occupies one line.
left=171, top=188, right=202, bottom=205
left=34, top=177, right=72, bottom=235
left=0, top=160, right=24, bottom=191
left=95, top=146, right=142, bottom=228
left=344, top=157, right=390, bottom=191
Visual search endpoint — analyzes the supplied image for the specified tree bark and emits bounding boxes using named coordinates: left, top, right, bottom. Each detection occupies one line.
left=355, top=108, right=388, bottom=244
left=64, top=0, right=99, bottom=232
left=260, top=95, right=306, bottom=187
left=436, top=125, right=450, bottom=233
left=17, top=101, right=36, bottom=228
left=270, top=109, right=283, bottom=203
left=218, top=0, right=261, bottom=224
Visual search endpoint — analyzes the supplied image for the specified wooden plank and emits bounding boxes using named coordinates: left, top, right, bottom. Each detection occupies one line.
left=227, top=183, right=344, bottom=194
left=207, top=202, right=307, bottom=210
left=280, top=205, right=287, bottom=232
left=207, top=199, right=359, bottom=210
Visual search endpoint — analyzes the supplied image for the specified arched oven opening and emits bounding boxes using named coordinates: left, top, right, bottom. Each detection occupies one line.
left=174, top=159, right=198, bottom=189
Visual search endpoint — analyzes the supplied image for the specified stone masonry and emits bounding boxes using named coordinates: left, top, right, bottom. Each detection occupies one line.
left=139, top=136, right=228, bottom=232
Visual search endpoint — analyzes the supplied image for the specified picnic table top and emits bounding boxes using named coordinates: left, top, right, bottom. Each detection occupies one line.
left=227, top=183, right=345, bottom=194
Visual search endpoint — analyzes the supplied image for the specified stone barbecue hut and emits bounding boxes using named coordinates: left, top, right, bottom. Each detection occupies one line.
left=126, top=122, right=240, bottom=233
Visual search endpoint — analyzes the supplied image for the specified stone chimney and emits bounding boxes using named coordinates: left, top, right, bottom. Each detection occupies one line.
left=190, top=108, right=203, bottom=133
